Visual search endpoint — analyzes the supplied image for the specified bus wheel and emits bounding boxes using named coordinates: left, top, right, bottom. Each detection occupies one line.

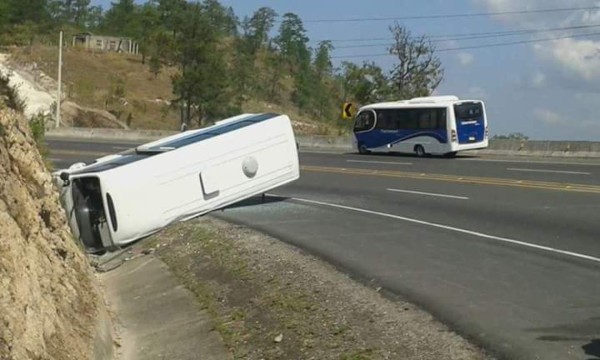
left=414, top=145, right=426, bottom=157
left=444, top=152, right=457, bottom=158
left=358, top=144, right=369, bottom=155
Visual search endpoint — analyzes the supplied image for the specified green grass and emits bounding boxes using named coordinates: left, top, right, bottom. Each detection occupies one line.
left=144, top=221, right=384, bottom=360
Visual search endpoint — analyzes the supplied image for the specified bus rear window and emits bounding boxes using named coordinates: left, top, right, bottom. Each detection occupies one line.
left=354, top=111, right=375, bottom=132
left=454, top=102, right=483, bottom=120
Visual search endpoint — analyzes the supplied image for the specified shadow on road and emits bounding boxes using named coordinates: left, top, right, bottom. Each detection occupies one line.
left=339, top=151, right=480, bottom=159
left=528, top=317, right=600, bottom=359
left=583, top=339, right=600, bottom=359
left=222, top=194, right=289, bottom=210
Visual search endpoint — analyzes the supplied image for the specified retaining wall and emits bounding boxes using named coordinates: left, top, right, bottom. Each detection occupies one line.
left=46, top=127, right=600, bottom=158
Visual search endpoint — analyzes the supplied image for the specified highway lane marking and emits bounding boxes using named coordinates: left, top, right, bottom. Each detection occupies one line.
left=387, top=188, right=469, bottom=200
left=458, top=157, right=600, bottom=166
left=112, top=146, right=132, bottom=150
left=301, top=165, right=600, bottom=194
left=347, top=160, right=413, bottom=166
left=291, top=197, right=600, bottom=265
left=507, top=168, right=591, bottom=175
left=49, top=149, right=109, bottom=157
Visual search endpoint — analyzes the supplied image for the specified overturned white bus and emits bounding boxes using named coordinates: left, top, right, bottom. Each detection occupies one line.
left=53, top=113, right=300, bottom=253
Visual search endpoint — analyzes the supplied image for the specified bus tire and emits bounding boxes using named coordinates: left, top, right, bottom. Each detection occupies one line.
left=358, top=144, right=369, bottom=155
left=414, top=145, right=426, bottom=157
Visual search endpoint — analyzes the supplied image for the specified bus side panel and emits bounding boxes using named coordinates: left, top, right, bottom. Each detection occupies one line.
left=386, top=135, right=448, bottom=155
left=164, top=119, right=298, bottom=220
left=360, top=129, right=449, bottom=154
left=98, top=115, right=299, bottom=245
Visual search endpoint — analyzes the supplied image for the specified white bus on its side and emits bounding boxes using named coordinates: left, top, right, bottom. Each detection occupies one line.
left=352, top=95, right=489, bottom=157
left=53, top=113, right=300, bottom=253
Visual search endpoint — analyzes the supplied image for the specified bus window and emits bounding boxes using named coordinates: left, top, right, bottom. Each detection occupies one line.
left=454, top=102, right=483, bottom=120
left=415, top=108, right=447, bottom=130
left=376, top=110, right=398, bottom=130
left=437, top=109, right=447, bottom=129
left=354, top=111, right=376, bottom=132
left=399, top=109, right=418, bottom=130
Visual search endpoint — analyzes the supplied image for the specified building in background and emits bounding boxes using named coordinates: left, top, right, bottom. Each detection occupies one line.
left=72, top=33, right=139, bottom=55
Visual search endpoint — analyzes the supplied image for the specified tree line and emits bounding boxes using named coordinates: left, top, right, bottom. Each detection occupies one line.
left=0, top=0, right=444, bottom=127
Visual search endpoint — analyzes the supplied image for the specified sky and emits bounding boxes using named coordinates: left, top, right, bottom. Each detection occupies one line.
left=94, top=0, right=600, bottom=140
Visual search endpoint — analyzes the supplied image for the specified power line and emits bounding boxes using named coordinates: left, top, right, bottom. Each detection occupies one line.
left=330, top=24, right=600, bottom=50
left=298, top=6, right=600, bottom=24
left=314, top=24, right=600, bottom=44
left=437, top=31, right=600, bottom=51
left=330, top=31, right=600, bottom=59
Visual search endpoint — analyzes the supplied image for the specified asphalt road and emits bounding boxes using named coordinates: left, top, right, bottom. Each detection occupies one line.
left=47, top=137, right=600, bottom=360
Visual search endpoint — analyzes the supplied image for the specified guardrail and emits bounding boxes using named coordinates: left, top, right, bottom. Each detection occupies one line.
left=46, top=127, right=600, bottom=158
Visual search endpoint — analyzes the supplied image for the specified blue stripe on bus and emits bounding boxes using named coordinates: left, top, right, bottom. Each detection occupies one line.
left=356, top=129, right=448, bottom=149
left=150, top=113, right=280, bottom=150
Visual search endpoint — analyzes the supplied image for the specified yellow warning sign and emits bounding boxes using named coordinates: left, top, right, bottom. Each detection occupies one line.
left=342, top=102, right=356, bottom=119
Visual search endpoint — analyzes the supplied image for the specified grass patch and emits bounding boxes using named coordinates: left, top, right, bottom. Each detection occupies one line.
left=9, top=45, right=349, bottom=135
left=146, top=220, right=384, bottom=360
left=10, top=45, right=181, bottom=130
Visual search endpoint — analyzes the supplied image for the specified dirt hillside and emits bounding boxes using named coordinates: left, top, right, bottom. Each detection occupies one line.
left=0, top=105, right=101, bottom=359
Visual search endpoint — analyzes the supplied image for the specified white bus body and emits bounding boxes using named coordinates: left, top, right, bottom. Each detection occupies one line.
left=53, top=113, right=299, bottom=253
left=352, top=96, right=489, bottom=157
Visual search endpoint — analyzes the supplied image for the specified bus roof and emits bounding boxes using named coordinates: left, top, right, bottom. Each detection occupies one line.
left=359, top=96, right=483, bottom=111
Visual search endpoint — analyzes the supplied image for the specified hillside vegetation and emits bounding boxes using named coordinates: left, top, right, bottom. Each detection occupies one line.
left=9, top=45, right=341, bottom=134
left=1, top=0, right=444, bottom=134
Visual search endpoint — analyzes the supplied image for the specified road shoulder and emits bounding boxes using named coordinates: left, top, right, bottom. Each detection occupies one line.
left=98, top=250, right=231, bottom=360
left=125, top=216, right=493, bottom=360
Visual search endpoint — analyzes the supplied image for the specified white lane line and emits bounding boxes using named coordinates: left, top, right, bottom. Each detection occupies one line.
left=290, top=197, right=600, bottom=265
left=459, top=158, right=600, bottom=166
left=507, top=168, right=591, bottom=175
left=347, top=160, right=413, bottom=166
left=112, top=146, right=132, bottom=150
left=387, top=188, right=469, bottom=200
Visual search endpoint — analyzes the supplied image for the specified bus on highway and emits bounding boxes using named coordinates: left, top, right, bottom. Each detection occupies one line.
left=352, top=95, right=489, bottom=157
left=53, top=113, right=300, bottom=253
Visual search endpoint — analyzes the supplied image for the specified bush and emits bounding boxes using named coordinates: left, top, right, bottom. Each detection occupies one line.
left=0, top=72, right=25, bottom=112
left=29, top=111, right=53, bottom=170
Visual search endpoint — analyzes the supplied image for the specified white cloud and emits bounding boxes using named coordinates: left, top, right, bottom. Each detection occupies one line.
left=534, top=108, right=566, bottom=125
left=542, top=39, right=600, bottom=81
left=457, top=52, right=474, bottom=66
left=473, top=0, right=600, bottom=84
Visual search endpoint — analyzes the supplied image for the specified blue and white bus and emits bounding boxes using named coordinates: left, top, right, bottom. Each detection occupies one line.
left=352, top=96, right=489, bottom=158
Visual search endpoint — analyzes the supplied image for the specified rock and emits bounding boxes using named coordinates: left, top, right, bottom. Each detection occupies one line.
left=274, top=333, right=284, bottom=343
left=60, top=101, right=128, bottom=129
left=0, top=106, right=103, bottom=360
left=142, top=248, right=155, bottom=255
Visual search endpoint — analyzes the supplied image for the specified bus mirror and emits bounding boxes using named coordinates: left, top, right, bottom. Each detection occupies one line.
left=59, top=172, right=70, bottom=186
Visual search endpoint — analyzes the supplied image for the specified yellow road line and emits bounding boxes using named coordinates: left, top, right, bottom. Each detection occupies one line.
left=301, top=165, right=600, bottom=194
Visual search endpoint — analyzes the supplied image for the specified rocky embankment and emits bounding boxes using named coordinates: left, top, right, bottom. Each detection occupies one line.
left=0, top=106, right=105, bottom=360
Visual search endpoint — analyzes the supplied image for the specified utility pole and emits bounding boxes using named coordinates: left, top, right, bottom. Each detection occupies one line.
left=56, top=31, right=63, bottom=128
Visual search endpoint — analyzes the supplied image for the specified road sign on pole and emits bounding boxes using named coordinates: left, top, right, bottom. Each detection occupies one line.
left=342, top=102, right=355, bottom=119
